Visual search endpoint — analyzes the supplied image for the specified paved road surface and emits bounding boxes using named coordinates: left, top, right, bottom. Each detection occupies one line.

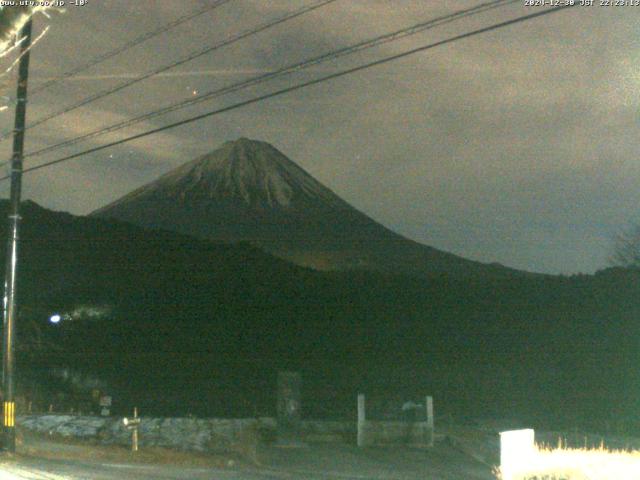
left=0, top=458, right=281, bottom=479
left=0, top=442, right=495, bottom=480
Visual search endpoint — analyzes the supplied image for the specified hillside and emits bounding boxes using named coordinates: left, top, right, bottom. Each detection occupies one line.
left=2, top=201, right=638, bottom=430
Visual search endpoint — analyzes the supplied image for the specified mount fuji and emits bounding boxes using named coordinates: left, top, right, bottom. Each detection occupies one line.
left=92, top=138, right=516, bottom=277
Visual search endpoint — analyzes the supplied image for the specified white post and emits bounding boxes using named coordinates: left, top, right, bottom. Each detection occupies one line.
left=132, top=407, right=139, bottom=452
left=425, top=396, right=434, bottom=447
left=357, top=394, right=366, bottom=447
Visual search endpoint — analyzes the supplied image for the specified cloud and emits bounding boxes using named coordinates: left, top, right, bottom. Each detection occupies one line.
left=2, top=1, right=636, bottom=274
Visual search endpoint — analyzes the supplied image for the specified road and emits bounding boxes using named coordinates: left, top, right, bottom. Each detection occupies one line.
left=0, top=457, right=286, bottom=480
left=0, top=441, right=495, bottom=480
left=2, top=426, right=498, bottom=480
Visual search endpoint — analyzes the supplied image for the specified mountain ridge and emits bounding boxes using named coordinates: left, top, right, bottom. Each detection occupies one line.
left=92, top=138, right=526, bottom=277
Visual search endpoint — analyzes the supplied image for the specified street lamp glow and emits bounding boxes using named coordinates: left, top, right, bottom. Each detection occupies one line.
left=49, top=314, right=61, bottom=324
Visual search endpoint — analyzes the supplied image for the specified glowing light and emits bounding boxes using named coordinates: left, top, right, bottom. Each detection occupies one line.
left=1, top=25, right=50, bottom=77
left=497, top=428, right=640, bottom=480
left=499, top=429, right=536, bottom=479
left=49, top=314, right=61, bottom=324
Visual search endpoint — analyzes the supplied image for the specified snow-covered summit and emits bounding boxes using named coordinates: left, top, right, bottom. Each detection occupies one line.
left=99, top=138, right=347, bottom=212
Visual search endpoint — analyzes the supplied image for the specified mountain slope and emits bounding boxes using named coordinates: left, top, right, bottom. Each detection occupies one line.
left=92, top=138, right=518, bottom=276
left=2, top=201, right=639, bottom=423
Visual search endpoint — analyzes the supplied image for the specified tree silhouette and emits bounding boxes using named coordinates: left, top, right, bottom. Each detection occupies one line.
left=611, top=224, right=640, bottom=269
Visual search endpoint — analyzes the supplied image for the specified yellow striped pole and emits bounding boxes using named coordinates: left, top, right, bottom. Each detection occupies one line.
left=3, top=402, right=14, bottom=428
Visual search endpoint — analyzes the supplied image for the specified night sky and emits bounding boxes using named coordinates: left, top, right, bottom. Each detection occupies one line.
left=0, top=0, right=637, bottom=275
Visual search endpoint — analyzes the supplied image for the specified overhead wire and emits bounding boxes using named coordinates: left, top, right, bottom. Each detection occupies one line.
left=0, top=0, right=337, bottom=144
left=29, top=0, right=234, bottom=97
left=24, top=0, right=517, bottom=160
left=0, top=4, right=578, bottom=182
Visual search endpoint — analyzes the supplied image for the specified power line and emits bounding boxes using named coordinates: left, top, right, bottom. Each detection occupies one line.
left=29, top=0, right=234, bottom=97
left=0, top=0, right=235, bottom=143
left=0, top=0, right=337, bottom=144
left=0, top=4, right=577, bottom=182
left=25, top=0, right=517, bottom=160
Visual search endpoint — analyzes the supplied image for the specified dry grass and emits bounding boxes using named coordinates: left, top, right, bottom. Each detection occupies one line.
left=494, top=443, right=640, bottom=480
left=16, top=429, right=237, bottom=468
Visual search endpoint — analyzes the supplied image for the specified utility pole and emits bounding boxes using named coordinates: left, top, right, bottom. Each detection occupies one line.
left=2, top=18, right=33, bottom=453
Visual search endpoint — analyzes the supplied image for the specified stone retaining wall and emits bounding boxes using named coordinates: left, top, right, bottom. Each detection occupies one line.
left=17, top=415, right=426, bottom=451
left=18, top=415, right=277, bottom=452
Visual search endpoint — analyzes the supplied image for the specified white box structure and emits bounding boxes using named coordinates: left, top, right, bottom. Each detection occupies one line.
left=499, top=428, right=536, bottom=480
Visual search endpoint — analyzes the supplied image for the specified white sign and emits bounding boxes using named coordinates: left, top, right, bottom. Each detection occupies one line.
left=500, top=428, right=535, bottom=480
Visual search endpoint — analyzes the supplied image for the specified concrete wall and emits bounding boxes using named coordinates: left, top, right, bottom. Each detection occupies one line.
left=359, top=420, right=432, bottom=445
